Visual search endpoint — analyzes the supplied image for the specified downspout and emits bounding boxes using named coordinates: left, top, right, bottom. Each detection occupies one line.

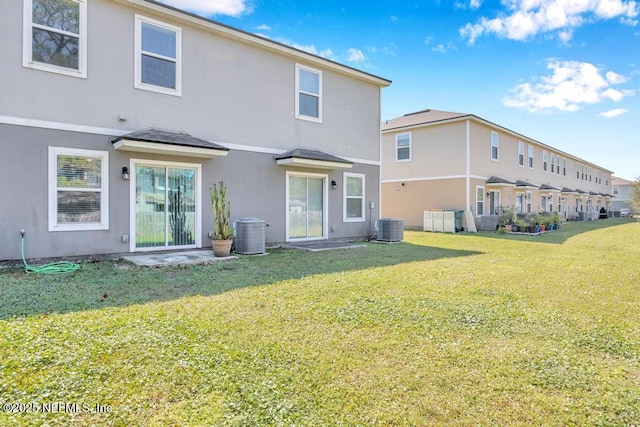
left=466, top=119, right=471, bottom=212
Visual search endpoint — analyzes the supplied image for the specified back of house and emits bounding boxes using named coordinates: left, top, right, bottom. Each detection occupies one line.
left=381, top=109, right=614, bottom=230
left=0, top=0, right=391, bottom=260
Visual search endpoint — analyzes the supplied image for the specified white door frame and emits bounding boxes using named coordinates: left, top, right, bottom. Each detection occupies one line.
left=129, top=159, right=202, bottom=252
left=285, top=171, right=328, bottom=242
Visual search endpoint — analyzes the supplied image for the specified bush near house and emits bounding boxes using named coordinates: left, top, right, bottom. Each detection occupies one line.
left=0, top=218, right=638, bottom=426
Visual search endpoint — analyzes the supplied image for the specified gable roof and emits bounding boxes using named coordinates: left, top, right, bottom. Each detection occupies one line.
left=115, top=0, right=391, bottom=88
left=612, top=176, right=634, bottom=185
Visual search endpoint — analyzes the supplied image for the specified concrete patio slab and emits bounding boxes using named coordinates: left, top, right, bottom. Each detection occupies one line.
left=122, top=250, right=237, bottom=267
left=283, top=241, right=366, bottom=252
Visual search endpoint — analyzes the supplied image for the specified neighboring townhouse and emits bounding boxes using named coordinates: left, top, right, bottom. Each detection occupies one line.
left=0, top=0, right=391, bottom=260
left=611, top=176, right=636, bottom=214
left=381, top=109, right=614, bottom=229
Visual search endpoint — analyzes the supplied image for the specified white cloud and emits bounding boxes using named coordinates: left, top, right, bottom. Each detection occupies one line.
left=424, top=35, right=434, bottom=45
left=255, top=24, right=271, bottom=31
left=470, top=0, right=482, bottom=9
left=503, top=60, right=635, bottom=113
left=275, top=37, right=338, bottom=60
left=460, top=0, right=639, bottom=44
left=347, top=48, right=366, bottom=63
left=431, top=42, right=457, bottom=53
left=601, top=108, right=629, bottom=117
left=157, top=0, right=252, bottom=17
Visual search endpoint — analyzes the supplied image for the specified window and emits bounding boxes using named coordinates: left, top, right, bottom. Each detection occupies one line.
left=526, top=191, right=532, bottom=213
left=343, top=173, right=365, bottom=222
left=550, top=154, right=555, bottom=175
left=476, top=186, right=484, bottom=216
left=613, top=186, right=619, bottom=196
left=548, top=194, right=554, bottom=212
left=543, top=150, right=548, bottom=172
left=23, top=0, right=87, bottom=78
left=515, top=193, right=524, bottom=213
left=517, top=141, right=524, bottom=167
left=491, top=132, right=499, bottom=160
left=563, top=158, right=567, bottom=177
left=528, top=145, right=534, bottom=168
left=48, top=147, right=108, bottom=231
left=577, top=163, right=581, bottom=179
left=135, top=15, right=181, bottom=96
left=295, top=64, right=322, bottom=122
left=396, top=133, right=411, bottom=162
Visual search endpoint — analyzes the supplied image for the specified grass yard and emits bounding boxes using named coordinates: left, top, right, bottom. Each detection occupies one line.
left=0, top=218, right=639, bottom=426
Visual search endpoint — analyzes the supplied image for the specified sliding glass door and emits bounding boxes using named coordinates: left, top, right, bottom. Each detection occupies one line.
left=287, top=173, right=326, bottom=241
left=134, top=162, right=198, bottom=250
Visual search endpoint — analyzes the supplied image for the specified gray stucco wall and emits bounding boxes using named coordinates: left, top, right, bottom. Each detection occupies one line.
left=1, top=0, right=383, bottom=162
left=0, top=124, right=380, bottom=260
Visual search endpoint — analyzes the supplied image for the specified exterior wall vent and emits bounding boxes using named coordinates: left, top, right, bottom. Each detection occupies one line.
left=235, top=218, right=266, bottom=254
left=377, top=218, right=404, bottom=242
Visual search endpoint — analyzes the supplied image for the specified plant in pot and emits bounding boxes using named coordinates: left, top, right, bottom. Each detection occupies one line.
left=514, top=218, right=527, bottom=233
left=498, top=206, right=514, bottom=232
left=209, top=181, right=234, bottom=257
left=550, top=211, right=561, bottom=230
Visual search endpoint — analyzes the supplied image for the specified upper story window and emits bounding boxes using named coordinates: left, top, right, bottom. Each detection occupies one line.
left=577, top=163, right=581, bottom=179
left=550, top=154, right=556, bottom=175
left=563, top=158, right=567, bottom=176
left=48, top=146, right=109, bottom=231
left=396, top=133, right=411, bottom=162
left=491, top=132, right=499, bottom=160
left=543, top=150, right=548, bottom=172
left=528, top=145, right=534, bottom=168
left=517, top=141, right=524, bottom=167
left=135, top=15, right=182, bottom=96
left=343, top=173, right=365, bottom=222
left=613, top=186, right=619, bottom=196
left=295, top=64, right=322, bottom=122
left=23, top=0, right=87, bottom=78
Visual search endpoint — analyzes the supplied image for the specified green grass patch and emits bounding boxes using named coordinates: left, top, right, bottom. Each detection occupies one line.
left=1, top=218, right=639, bottom=425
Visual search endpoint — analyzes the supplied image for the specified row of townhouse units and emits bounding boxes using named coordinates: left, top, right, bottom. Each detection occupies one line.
left=381, top=109, right=614, bottom=230
left=0, top=0, right=391, bottom=260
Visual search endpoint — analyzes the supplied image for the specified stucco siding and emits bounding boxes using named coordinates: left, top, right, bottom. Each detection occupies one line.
left=381, top=122, right=466, bottom=180
left=1, top=0, right=382, bottom=162
left=381, top=179, right=466, bottom=227
left=0, top=124, right=380, bottom=260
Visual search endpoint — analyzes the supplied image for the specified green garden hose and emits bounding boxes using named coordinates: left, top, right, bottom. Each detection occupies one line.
left=21, top=232, right=80, bottom=274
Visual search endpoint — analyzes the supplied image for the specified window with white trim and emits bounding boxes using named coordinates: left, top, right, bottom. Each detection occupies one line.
left=135, top=15, right=182, bottom=96
left=563, top=158, right=567, bottom=176
left=528, top=145, right=534, bottom=168
left=48, top=147, right=109, bottom=231
left=23, top=0, right=87, bottom=78
left=550, top=154, right=556, bottom=176
left=295, top=64, right=322, bottom=122
left=491, top=132, right=499, bottom=160
left=613, top=186, right=619, bottom=196
left=396, top=133, right=411, bottom=162
left=343, top=173, right=365, bottom=222
left=543, top=150, right=548, bottom=172
left=526, top=191, right=532, bottom=213
left=517, top=141, right=524, bottom=167
left=476, top=186, right=484, bottom=216
left=516, top=193, right=524, bottom=213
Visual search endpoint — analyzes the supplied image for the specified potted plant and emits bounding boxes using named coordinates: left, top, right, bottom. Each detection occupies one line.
left=551, top=212, right=562, bottom=230
left=498, top=206, right=514, bottom=232
left=209, top=181, right=234, bottom=257
left=514, top=218, right=527, bottom=233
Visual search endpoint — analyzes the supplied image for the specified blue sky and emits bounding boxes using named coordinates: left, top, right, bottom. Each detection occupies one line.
left=159, top=0, right=639, bottom=181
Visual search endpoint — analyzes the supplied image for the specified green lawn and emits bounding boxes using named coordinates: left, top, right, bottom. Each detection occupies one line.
left=1, top=218, right=639, bottom=426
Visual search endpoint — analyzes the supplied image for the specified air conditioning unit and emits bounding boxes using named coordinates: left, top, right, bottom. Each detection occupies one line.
left=235, top=218, right=266, bottom=254
left=377, top=218, right=404, bottom=242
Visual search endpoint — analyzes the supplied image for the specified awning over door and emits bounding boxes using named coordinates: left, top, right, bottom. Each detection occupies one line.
left=275, top=148, right=353, bottom=169
left=111, top=128, right=229, bottom=158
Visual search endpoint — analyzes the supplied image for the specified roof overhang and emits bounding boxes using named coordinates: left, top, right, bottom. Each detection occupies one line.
left=113, top=139, right=229, bottom=158
left=486, top=176, right=515, bottom=187
left=275, top=149, right=353, bottom=170
left=111, top=128, right=230, bottom=159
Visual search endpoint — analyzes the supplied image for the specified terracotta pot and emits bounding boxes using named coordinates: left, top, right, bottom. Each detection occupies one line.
left=211, top=239, right=233, bottom=257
